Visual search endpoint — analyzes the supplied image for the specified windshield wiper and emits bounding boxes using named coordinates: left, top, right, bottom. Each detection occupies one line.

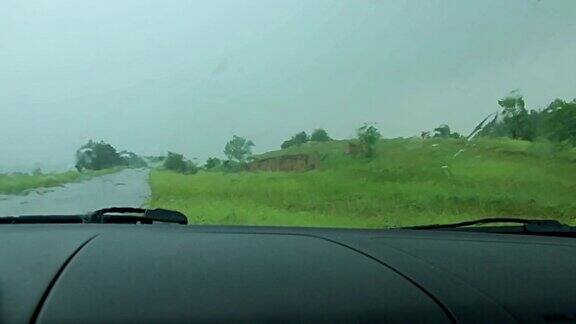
left=0, top=215, right=84, bottom=224
left=86, top=207, right=187, bottom=224
left=404, top=217, right=576, bottom=236
left=0, top=207, right=188, bottom=225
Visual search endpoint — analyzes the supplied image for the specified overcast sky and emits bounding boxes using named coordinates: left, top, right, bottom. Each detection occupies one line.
left=1, top=0, right=575, bottom=171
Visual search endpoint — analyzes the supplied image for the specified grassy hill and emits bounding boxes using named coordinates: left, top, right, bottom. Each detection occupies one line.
left=149, top=138, right=576, bottom=227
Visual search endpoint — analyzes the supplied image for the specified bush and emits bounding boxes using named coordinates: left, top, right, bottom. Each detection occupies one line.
left=222, top=160, right=248, bottom=173
left=281, top=131, right=309, bottom=149
left=75, top=140, right=124, bottom=171
left=420, top=131, right=431, bottom=139
left=163, top=152, right=198, bottom=174
left=281, top=139, right=295, bottom=149
left=310, top=129, right=331, bottom=142
left=357, top=124, right=381, bottom=157
left=293, top=131, right=309, bottom=144
left=205, top=157, right=222, bottom=169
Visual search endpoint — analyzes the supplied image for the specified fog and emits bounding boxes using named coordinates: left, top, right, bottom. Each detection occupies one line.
left=1, top=0, right=575, bottom=171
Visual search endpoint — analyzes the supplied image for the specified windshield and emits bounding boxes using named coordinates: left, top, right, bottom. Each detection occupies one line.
left=1, top=0, right=575, bottom=228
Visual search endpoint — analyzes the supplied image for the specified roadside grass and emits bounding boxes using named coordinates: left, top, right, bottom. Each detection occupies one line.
left=149, top=138, right=576, bottom=228
left=0, top=167, right=125, bottom=195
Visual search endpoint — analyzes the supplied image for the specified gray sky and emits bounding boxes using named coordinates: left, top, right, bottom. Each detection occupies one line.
left=1, top=0, right=575, bottom=171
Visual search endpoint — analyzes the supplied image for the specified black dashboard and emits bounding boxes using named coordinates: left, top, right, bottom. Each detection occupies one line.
left=1, top=224, right=575, bottom=323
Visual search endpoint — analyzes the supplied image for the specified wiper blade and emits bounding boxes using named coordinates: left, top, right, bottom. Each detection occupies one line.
left=0, top=207, right=188, bottom=225
left=0, top=215, right=83, bottom=224
left=404, top=217, right=575, bottom=235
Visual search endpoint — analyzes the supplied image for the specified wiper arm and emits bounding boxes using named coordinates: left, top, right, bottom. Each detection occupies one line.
left=405, top=217, right=575, bottom=235
left=86, top=207, right=188, bottom=224
left=0, top=207, right=188, bottom=225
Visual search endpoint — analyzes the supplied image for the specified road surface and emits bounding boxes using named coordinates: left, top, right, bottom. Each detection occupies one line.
left=0, top=168, right=150, bottom=216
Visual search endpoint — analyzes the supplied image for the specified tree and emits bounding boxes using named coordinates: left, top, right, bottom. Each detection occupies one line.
left=163, top=152, right=198, bottom=174
left=503, top=109, right=538, bottom=141
left=163, top=152, right=186, bottom=172
left=477, top=90, right=538, bottom=141
left=498, top=89, right=526, bottom=115
left=542, top=99, right=576, bottom=145
left=280, top=131, right=310, bottom=149
left=433, top=124, right=452, bottom=138
left=281, top=139, right=295, bottom=149
left=433, top=124, right=461, bottom=139
left=293, top=131, right=309, bottom=145
left=119, top=151, right=147, bottom=168
left=496, top=90, right=537, bottom=141
left=75, top=140, right=124, bottom=171
left=205, top=157, right=222, bottom=169
left=475, top=93, right=576, bottom=144
left=310, top=129, right=331, bottom=142
left=224, top=136, right=255, bottom=162
left=357, top=124, right=381, bottom=157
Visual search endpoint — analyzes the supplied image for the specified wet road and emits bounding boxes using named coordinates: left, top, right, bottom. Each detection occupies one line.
left=0, top=168, right=150, bottom=216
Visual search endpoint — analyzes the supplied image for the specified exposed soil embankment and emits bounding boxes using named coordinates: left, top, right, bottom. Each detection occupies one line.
left=248, top=154, right=321, bottom=172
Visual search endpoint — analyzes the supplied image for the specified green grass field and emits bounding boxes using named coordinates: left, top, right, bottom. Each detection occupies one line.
left=149, top=138, right=576, bottom=228
left=0, top=167, right=124, bottom=195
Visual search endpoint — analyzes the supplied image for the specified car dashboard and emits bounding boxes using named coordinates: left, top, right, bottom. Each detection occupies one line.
left=1, top=224, right=575, bottom=323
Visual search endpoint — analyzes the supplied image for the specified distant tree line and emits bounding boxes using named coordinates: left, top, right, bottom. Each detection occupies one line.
left=78, top=90, right=576, bottom=176
left=281, top=128, right=331, bottom=149
left=419, top=90, right=576, bottom=147
left=73, top=134, right=260, bottom=175
left=163, top=135, right=256, bottom=174
left=476, top=91, right=576, bottom=145
left=75, top=140, right=146, bottom=171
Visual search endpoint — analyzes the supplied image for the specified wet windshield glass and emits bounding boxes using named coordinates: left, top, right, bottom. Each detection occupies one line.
left=1, top=1, right=575, bottom=227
